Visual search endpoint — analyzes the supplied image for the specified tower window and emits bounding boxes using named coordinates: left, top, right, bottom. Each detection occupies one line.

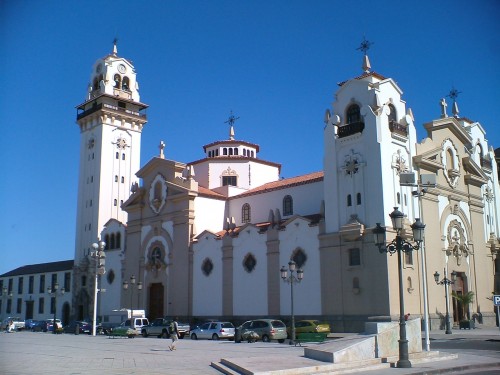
left=347, top=194, right=352, bottom=207
left=283, top=195, right=293, bottom=216
left=346, top=104, right=361, bottom=124
left=122, top=153, right=125, bottom=160
left=242, top=203, right=251, bottom=223
left=388, top=104, right=397, bottom=123
left=223, top=148, right=228, bottom=155
left=122, top=77, right=130, bottom=90
left=115, top=175, right=118, bottom=182
left=116, top=152, right=119, bottom=159
left=356, top=193, right=362, bottom=205
left=113, top=74, right=121, bottom=89
left=114, top=199, right=117, bottom=206
left=121, top=176, right=124, bottom=183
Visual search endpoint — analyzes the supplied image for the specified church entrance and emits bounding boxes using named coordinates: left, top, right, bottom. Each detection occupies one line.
left=148, top=283, right=164, bottom=319
left=452, top=272, right=466, bottom=323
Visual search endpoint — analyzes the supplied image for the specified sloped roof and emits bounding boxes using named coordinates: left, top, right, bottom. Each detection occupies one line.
left=229, top=171, right=324, bottom=199
left=337, top=71, right=387, bottom=86
left=1, top=260, right=74, bottom=277
left=197, top=186, right=226, bottom=199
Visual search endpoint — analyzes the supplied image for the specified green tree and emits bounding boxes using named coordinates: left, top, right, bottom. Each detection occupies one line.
left=452, top=291, right=475, bottom=321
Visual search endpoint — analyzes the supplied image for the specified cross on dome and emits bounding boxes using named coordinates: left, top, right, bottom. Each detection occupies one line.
left=224, top=110, right=240, bottom=140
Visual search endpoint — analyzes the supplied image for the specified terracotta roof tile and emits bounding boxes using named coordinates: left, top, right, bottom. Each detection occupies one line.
left=230, top=171, right=323, bottom=199
left=197, top=186, right=226, bottom=199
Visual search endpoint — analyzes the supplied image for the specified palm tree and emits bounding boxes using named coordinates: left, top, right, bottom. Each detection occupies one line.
left=452, top=291, right=475, bottom=321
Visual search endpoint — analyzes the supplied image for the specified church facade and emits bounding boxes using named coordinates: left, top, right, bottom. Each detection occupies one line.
left=68, top=43, right=500, bottom=331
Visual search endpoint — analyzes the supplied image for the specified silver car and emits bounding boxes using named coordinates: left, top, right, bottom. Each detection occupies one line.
left=236, top=319, right=287, bottom=343
left=190, top=321, right=235, bottom=340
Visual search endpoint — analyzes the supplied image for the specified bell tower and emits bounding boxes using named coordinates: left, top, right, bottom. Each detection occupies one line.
left=72, top=41, right=148, bottom=319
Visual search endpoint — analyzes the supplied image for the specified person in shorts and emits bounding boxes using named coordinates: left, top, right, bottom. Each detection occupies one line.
left=169, top=318, right=179, bottom=351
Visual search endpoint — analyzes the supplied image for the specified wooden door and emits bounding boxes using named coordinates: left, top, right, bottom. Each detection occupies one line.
left=148, top=283, right=164, bottom=319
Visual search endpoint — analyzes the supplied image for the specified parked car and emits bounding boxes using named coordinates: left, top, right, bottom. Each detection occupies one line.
left=30, top=320, right=47, bottom=332
left=123, top=317, right=149, bottom=335
left=24, top=319, right=38, bottom=330
left=2, top=317, right=25, bottom=331
left=190, top=321, right=235, bottom=340
left=63, top=321, right=92, bottom=334
left=45, top=319, right=63, bottom=332
left=141, top=318, right=190, bottom=339
left=109, top=322, right=138, bottom=338
left=287, top=320, right=331, bottom=339
left=235, top=319, right=287, bottom=343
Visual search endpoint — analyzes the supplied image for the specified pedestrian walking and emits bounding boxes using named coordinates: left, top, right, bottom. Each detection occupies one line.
left=168, top=318, right=179, bottom=351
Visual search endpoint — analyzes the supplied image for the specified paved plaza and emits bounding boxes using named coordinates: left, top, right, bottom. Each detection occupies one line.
left=0, top=328, right=499, bottom=375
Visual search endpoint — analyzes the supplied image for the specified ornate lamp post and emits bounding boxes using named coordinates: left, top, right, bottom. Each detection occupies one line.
left=123, top=275, right=143, bottom=316
left=91, top=240, right=106, bottom=336
left=280, top=260, right=303, bottom=345
left=434, top=269, right=457, bottom=334
left=373, top=207, right=425, bottom=368
left=47, top=282, right=65, bottom=334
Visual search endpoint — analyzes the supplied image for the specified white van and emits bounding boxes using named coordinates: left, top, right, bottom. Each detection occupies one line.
left=124, top=317, right=149, bottom=334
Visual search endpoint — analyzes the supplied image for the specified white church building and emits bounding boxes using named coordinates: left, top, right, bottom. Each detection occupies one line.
left=2, top=42, right=499, bottom=332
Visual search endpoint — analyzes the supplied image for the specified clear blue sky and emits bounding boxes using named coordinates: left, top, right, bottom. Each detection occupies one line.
left=1, top=0, right=499, bottom=275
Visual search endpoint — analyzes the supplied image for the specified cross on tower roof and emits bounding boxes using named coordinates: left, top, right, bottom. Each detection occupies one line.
left=112, top=37, right=118, bottom=56
left=357, top=37, right=373, bottom=73
left=447, top=87, right=462, bottom=117
left=357, top=37, right=373, bottom=55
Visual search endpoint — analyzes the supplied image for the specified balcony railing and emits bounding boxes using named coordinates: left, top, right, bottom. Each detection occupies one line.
left=389, top=120, right=408, bottom=137
left=77, top=102, right=147, bottom=120
left=338, top=121, right=365, bottom=138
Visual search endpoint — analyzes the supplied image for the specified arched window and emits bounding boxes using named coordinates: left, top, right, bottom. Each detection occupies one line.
left=397, top=192, right=401, bottom=205
left=347, top=194, right=352, bottom=207
left=93, top=78, right=99, bottom=91
left=388, top=104, right=397, bottom=123
left=242, top=203, right=251, bottom=223
left=113, top=74, right=121, bottom=89
left=346, top=104, right=361, bottom=124
left=122, top=76, right=130, bottom=90
left=110, top=233, right=116, bottom=249
left=283, top=195, right=293, bottom=216
left=223, top=148, right=227, bottom=155
left=122, top=153, right=125, bottom=160
left=229, top=148, right=233, bottom=156
left=446, top=148, right=454, bottom=171
left=115, top=175, right=118, bottom=182
left=353, top=277, right=360, bottom=289
left=234, top=148, right=238, bottom=155
left=104, top=234, right=110, bottom=250
left=116, top=232, right=121, bottom=248
left=356, top=193, right=362, bottom=205
left=116, top=152, right=119, bottom=159
left=121, top=176, right=124, bottom=183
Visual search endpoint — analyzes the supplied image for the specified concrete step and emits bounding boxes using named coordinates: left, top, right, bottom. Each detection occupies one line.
left=382, top=351, right=459, bottom=367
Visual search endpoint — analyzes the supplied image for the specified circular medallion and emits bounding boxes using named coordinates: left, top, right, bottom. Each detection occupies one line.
left=118, top=64, right=126, bottom=73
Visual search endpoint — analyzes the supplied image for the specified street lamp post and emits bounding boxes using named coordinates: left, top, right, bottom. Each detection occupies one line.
left=91, top=240, right=106, bottom=336
left=47, top=282, right=65, bottom=334
left=434, top=268, right=457, bottom=334
left=123, top=275, right=143, bottom=316
left=373, top=207, right=425, bottom=368
left=280, top=260, right=304, bottom=346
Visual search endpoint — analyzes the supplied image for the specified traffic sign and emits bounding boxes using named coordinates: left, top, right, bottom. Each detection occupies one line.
left=494, top=295, right=500, bottom=306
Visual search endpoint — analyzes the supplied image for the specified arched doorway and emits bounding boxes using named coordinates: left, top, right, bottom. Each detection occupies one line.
left=148, top=283, right=164, bottom=319
left=62, top=302, right=71, bottom=326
